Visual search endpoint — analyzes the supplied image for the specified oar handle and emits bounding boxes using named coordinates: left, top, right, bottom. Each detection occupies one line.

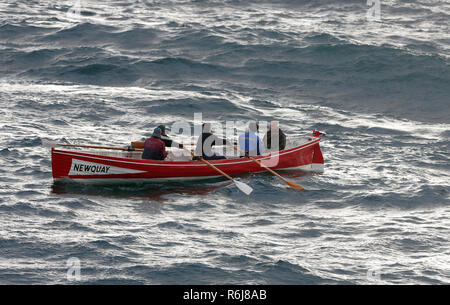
left=132, top=141, right=196, bottom=149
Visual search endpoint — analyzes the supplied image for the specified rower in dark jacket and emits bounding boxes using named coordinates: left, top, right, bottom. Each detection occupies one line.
left=194, top=123, right=228, bottom=160
left=157, top=125, right=183, bottom=149
left=141, top=127, right=168, bottom=160
left=263, top=121, right=286, bottom=151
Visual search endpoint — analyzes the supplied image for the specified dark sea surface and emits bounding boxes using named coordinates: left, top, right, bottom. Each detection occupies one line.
left=0, top=0, right=449, bottom=284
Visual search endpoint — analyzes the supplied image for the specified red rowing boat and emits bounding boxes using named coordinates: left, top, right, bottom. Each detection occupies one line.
left=51, top=132, right=324, bottom=184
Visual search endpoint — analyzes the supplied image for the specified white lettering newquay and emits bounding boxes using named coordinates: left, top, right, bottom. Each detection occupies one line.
left=69, top=159, right=145, bottom=175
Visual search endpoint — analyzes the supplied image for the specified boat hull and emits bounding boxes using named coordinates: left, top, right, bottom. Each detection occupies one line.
left=51, top=138, right=324, bottom=184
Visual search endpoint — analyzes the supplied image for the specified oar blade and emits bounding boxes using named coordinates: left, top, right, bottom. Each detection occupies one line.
left=234, top=180, right=253, bottom=195
left=288, top=181, right=305, bottom=191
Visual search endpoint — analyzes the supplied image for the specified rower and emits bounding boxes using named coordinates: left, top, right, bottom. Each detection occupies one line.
left=141, top=128, right=168, bottom=160
left=129, top=125, right=183, bottom=151
left=238, top=122, right=264, bottom=157
left=194, top=123, right=229, bottom=160
left=158, top=125, right=183, bottom=149
left=263, top=121, right=286, bottom=151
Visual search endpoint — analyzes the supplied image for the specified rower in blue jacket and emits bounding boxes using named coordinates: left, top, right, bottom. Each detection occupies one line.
left=238, top=122, right=265, bottom=157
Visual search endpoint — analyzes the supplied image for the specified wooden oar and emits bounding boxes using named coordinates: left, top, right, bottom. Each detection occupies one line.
left=233, top=145, right=305, bottom=191
left=184, top=148, right=253, bottom=195
left=249, top=156, right=304, bottom=191
left=42, top=140, right=143, bottom=151
left=131, top=141, right=196, bottom=149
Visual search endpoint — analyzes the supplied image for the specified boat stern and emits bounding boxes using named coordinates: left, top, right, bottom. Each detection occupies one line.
left=311, top=130, right=325, bottom=172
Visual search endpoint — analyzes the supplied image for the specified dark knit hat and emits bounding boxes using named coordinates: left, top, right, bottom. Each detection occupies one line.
left=152, top=127, right=162, bottom=138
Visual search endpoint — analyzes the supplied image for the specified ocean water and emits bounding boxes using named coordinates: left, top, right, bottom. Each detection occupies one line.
left=0, top=0, right=449, bottom=285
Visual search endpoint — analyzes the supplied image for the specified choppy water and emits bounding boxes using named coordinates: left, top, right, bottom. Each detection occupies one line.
left=0, top=0, right=449, bottom=284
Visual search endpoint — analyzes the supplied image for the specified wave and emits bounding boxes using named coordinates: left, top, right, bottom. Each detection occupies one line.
left=1, top=19, right=448, bottom=122
left=38, top=23, right=161, bottom=49
left=0, top=23, right=54, bottom=40
left=11, top=42, right=447, bottom=83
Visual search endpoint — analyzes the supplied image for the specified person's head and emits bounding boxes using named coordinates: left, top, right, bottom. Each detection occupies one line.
left=202, top=122, right=212, bottom=133
left=157, top=125, right=166, bottom=136
left=248, top=121, right=259, bottom=133
left=152, top=127, right=162, bottom=138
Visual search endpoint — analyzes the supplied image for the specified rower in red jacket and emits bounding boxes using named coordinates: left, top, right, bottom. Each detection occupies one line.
left=142, top=127, right=168, bottom=160
left=157, top=124, right=183, bottom=149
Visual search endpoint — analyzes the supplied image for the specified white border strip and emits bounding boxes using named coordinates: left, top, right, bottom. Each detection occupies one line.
left=54, top=175, right=225, bottom=184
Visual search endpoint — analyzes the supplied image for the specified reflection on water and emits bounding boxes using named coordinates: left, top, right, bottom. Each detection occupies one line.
left=50, top=179, right=231, bottom=201
left=50, top=169, right=314, bottom=201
